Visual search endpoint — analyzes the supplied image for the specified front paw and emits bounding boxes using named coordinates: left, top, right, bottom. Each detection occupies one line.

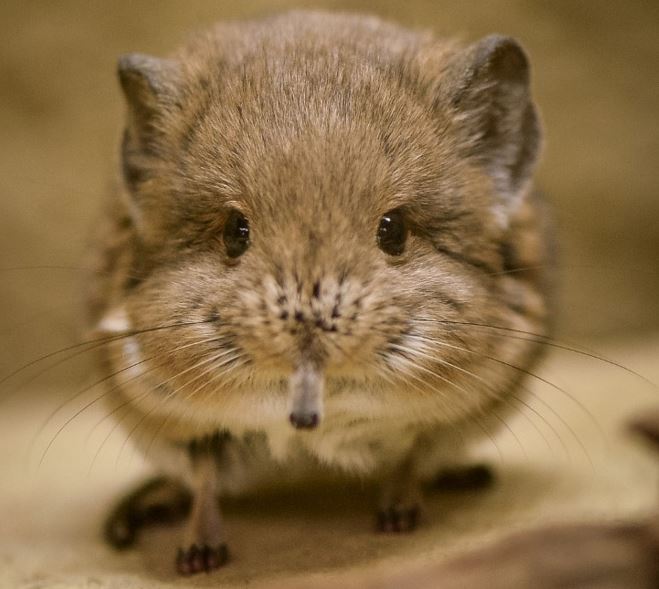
left=376, top=504, right=420, bottom=533
left=176, top=543, right=229, bottom=575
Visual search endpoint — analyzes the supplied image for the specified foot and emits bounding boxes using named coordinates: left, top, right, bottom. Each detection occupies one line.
left=176, top=543, right=229, bottom=575
left=432, top=463, right=494, bottom=492
left=376, top=504, right=420, bottom=533
left=105, top=476, right=191, bottom=549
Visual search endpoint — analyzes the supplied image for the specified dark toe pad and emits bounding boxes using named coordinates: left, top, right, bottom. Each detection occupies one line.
left=376, top=505, right=419, bottom=533
left=176, top=543, right=229, bottom=576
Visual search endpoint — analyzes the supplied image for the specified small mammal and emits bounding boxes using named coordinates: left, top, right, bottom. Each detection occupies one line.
left=87, top=11, right=552, bottom=575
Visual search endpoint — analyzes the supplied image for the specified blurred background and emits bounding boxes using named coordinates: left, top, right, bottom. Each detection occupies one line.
left=0, top=4, right=658, bottom=586
left=1, top=0, right=658, bottom=379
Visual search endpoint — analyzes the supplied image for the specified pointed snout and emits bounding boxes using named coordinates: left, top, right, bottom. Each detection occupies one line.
left=288, top=362, right=324, bottom=430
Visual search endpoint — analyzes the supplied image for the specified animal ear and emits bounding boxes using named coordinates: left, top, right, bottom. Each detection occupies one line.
left=118, top=53, right=181, bottom=135
left=441, top=36, right=541, bottom=220
left=117, top=54, right=181, bottom=193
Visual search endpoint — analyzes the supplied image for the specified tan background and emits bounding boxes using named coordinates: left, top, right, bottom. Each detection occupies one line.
left=1, top=0, right=658, bottom=367
left=1, top=2, right=658, bottom=587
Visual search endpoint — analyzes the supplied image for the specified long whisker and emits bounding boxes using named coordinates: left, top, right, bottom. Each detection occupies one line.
left=414, top=318, right=656, bottom=388
left=116, top=349, right=244, bottom=468
left=446, top=329, right=590, bottom=462
left=140, top=354, right=249, bottom=464
left=393, top=340, right=554, bottom=458
left=389, top=342, right=528, bottom=460
left=409, top=336, right=568, bottom=458
left=83, top=334, right=231, bottom=443
left=381, top=350, right=504, bottom=464
left=0, top=318, right=216, bottom=393
left=36, top=332, right=225, bottom=451
left=36, top=357, right=156, bottom=468
left=86, top=343, right=236, bottom=475
left=407, top=332, right=599, bottom=468
left=36, top=333, right=228, bottom=469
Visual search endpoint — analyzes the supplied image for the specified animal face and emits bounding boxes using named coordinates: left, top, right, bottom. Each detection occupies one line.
left=96, top=14, right=549, bottom=427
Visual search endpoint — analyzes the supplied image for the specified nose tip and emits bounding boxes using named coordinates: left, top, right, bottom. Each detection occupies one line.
left=289, top=411, right=319, bottom=430
left=288, top=362, right=323, bottom=430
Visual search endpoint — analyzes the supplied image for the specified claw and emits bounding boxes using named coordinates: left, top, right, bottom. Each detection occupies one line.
left=176, top=543, right=229, bottom=575
left=376, top=505, right=419, bottom=533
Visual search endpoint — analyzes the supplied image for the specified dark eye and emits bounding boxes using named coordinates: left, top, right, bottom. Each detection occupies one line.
left=223, top=210, right=250, bottom=258
left=377, top=209, right=407, bottom=256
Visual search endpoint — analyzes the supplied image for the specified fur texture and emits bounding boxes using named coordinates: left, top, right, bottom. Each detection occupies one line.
left=86, top=10, right=553, bottom=571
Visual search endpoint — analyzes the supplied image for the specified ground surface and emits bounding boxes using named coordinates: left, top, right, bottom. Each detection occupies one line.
left=1, top=335, right=657, bottom=588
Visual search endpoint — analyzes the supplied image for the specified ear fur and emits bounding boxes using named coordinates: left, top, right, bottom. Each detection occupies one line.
left=117, top=54, right=181, bottom=194
left=442, top=36, right=541, bottom=221
left=117, top=53, right=181, bottom=134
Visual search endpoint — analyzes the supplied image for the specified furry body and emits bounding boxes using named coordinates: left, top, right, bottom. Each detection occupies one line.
left=87, top=11, right=553, bottom=572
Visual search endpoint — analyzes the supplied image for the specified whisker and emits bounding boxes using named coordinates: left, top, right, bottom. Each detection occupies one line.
left=508, top=393, right=564, bottom=458
left=36, top=333, right=228, bottom=470
left=415, top=318, right=656, bottom=389
left=140, top=355, right=249, bottom=465
left=381, top=350, right=504, bottom=464
left=407, top=332, right=598, bottom=469
left=446, top=329, right=587, bottom=463
left=397, top=339, right=554, bottom=458
left=389, top=342, right=528, bottom=460
left=83, top=333, right=230, bottom=445
left=485, top=262, right=658, bottom=278
left=128, top=356, right=246, bottom=469
left=36, top=358, right=155, bottom=469
left=83, top=336, right=235, bottom=477
left=116, top=349, right=244, bottom=468
left=0, top=318, right=216, bottom=394
left=36, top=332, right=225, bottom=451
left=411, top=341, right=567, bottom=460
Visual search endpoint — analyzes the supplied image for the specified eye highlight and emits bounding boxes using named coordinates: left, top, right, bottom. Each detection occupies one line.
left=223, top=210, right=250, bottom=258
left=377, top=209, right=407, bottom=256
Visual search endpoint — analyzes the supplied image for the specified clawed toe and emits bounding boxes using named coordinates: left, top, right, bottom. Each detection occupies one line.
left=376, top=505, right=419, bottom=533
left=176, top=543, right=229, bottom=575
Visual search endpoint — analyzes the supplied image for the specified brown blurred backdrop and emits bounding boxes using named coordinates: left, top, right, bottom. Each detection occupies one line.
left=1, top=0, right=658, bottom=380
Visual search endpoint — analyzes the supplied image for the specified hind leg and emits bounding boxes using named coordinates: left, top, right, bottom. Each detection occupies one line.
left=432, top=463, right=495, bottom=491
left=376, top=429, right=495, bottom=533
left=105, top=476, right=191, bottom=549
left=376, top=455, right=423, bottom=533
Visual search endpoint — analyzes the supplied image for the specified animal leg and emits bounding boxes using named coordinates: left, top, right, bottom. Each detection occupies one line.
left=377, top=455, right=423, bottom=533
left=105, top=475, right=191, bottom=550
left=176, top=435, right=229, bottom=575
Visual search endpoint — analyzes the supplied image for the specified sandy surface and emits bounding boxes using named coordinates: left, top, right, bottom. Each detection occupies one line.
left=1, top=335, right=657, bottom=588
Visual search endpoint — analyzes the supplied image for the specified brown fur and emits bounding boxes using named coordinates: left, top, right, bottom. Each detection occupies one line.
left=88, top=10, right=553, bottom=573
